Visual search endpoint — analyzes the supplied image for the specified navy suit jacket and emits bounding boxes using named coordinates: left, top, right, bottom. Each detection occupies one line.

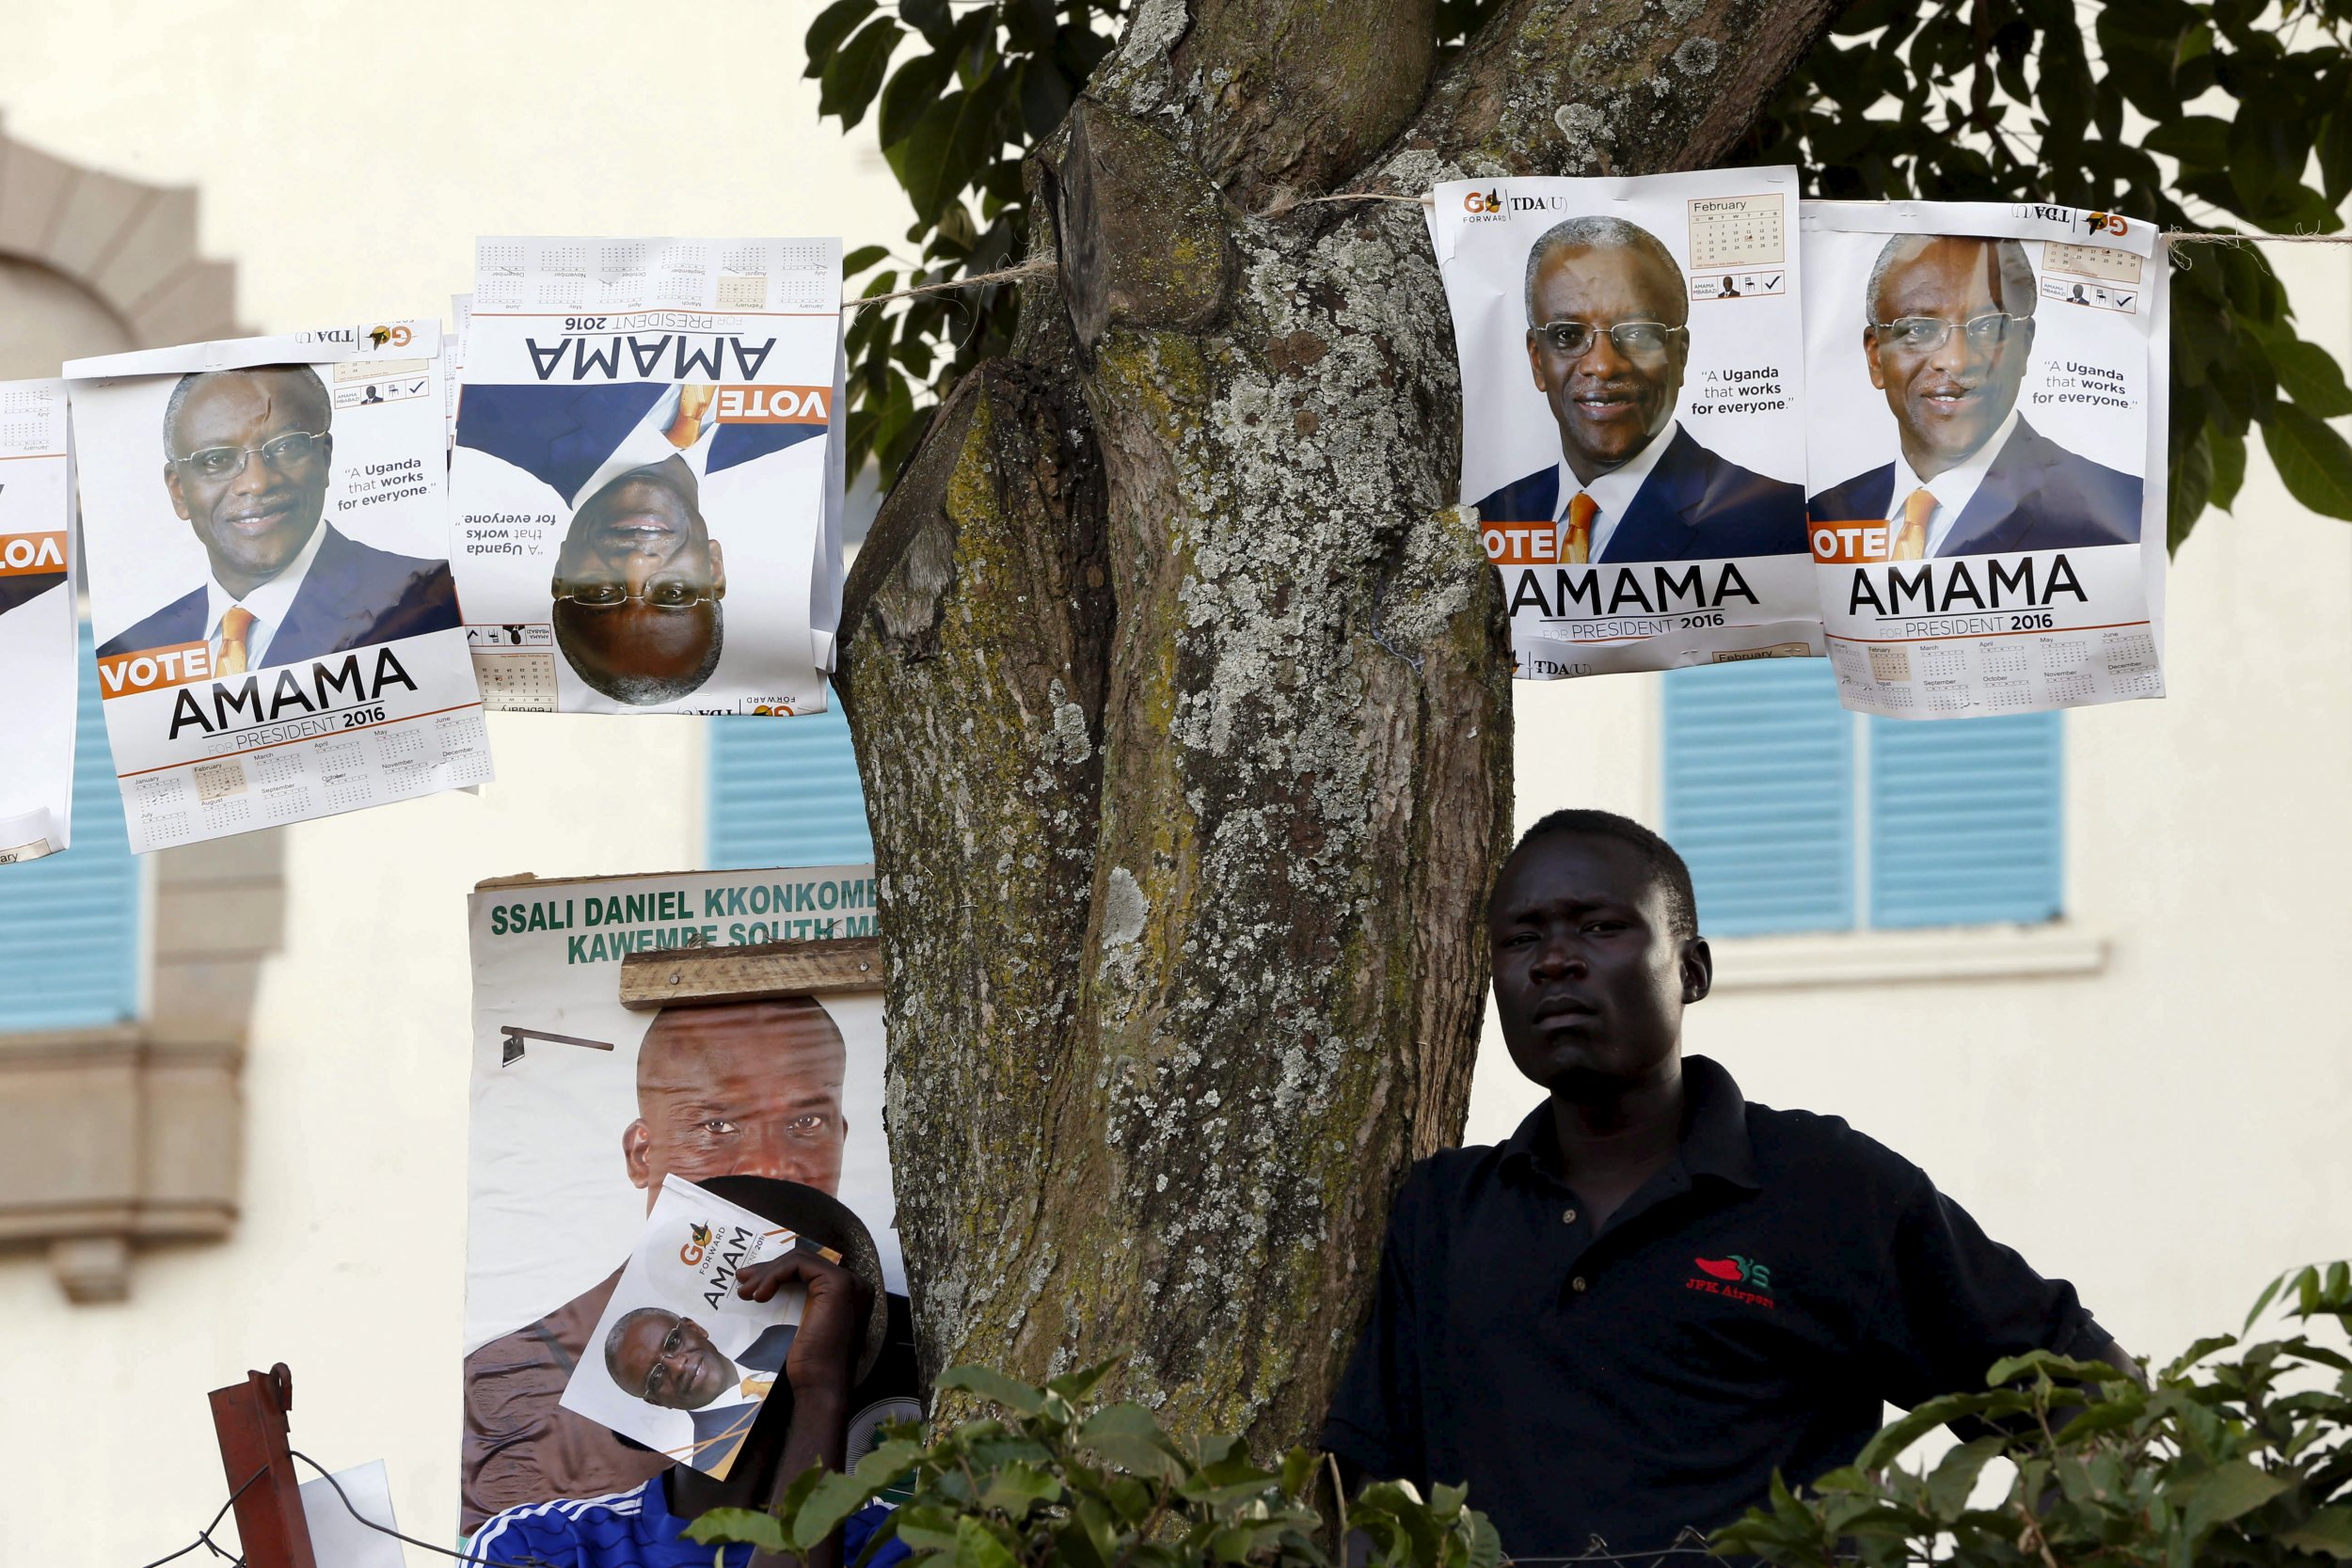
left=1471, top=426, right=1807, bottom=562
left=1806, top=418, right=2142, bottom=556
left=96, top=523, right=462, bottom=665
left=457, top=383, right=822, bottom=504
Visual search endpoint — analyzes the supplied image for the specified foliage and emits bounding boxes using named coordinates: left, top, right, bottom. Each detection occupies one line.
left=806, top=0, right=2352, bottom=551
left=685, top=1361, right=1501, bottom=1568
left=1715, top=1262, right=2352, bottom=1568
left=1741, top=0, right=2352, bottom=549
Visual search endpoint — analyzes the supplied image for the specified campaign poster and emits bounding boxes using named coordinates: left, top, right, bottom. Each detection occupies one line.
left=558, top=1176, right=807, bottom=1479
left=451, top=238, right=847, bottom=716
left=1801, top=200, right=2168, bottom=716
left=460, top=866, right=914, bottom=1536
left=0, top=381, right=77, bottom=863
left=1428, top=167, right=1822, bottom=676
left=65, top=324, right=490, bottom=852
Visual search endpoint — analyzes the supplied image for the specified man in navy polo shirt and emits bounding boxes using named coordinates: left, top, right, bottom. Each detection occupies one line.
left=1323, top=809, right=2134, bottom=1558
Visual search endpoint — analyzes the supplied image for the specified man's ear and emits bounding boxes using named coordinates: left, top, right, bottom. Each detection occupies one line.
left=1680, top=936, right=1713, bottom=1006
left=1863, top=326, right=1886, bottom=391
left=707, top=538, right=725, bottom=600
left=1525, top=328, right=1549, bottom=392
left=624, top=1118, right=652, bottom=1188
left=165, top=465, right=192, bottom=522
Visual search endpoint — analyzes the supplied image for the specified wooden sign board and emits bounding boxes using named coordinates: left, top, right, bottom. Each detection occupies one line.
left=619, top=935, right=883, bottom=1010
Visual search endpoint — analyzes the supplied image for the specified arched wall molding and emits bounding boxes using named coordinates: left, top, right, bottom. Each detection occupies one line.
left=0, top=119, right=278, bottom=1304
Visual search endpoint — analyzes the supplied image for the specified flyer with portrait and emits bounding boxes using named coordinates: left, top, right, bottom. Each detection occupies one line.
left=451, top=237, right=847, bottom=716
left=1801, top=200, right=2168, bottom=716
left=559, top=1175, right=808, bottom=1479
left=0, top=381, right=78, bottom=864
left=64, top=324, right=491, bottom=853
left=1428, top=167, right=1822, bottom=675
left=459, top=864, right=914, bottom=1534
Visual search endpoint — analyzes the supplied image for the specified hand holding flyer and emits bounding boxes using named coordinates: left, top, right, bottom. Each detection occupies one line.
left=0, top=381, right=77, bottom=864
left=560, top=1176, right=809, bottom=1479
left=1801, top=201, right=2168, bottom=716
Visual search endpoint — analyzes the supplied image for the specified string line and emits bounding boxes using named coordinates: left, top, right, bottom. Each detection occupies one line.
left=288, top=1450, right=562, bottom=1568
left=837, top=195, right=2349, bottom=307
left=135, top=1465, right=265, bottom=1568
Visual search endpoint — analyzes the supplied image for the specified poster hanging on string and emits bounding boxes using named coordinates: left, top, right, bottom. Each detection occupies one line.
left=459, top=865, right=912, bottom=1536
left=1428, top=166, right=1822, bottom=675
left=0, top=381, right=79, bottom=864
left=1801, top=200, right=2167, bottom=716
left=451, top=237, right=847, bottom=715
left=65, top=323, right=489, bottom=852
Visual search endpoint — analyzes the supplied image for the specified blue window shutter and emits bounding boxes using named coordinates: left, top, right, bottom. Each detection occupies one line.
left=707, top=689, right=875, bottom=870
left=1867, top=711, right=2062, bottom=927
left=0, top=620, right=142, bottom=1030
left=1661, top=660, right=1854, bottom=937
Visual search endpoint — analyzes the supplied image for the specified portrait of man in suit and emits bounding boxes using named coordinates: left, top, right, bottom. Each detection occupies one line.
left=603, top=1307, right=798, bottom=1475
left=1807, top=234, right=2142, bottom=557
left=96, top=364, right=461, bottom=667
left=1473, top=215, right=1806, bottom=564
left=551, top=452, right=727, bottom=706
left=461, top=997, right=850, bottom=1528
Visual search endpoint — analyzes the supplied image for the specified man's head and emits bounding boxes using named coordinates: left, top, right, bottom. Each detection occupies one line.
left=624, top=999, right=848, bottom=1205
left=1521, top=217, right=1692, bottom=486
left=604, top=1307, right=735, bottom=1410
left=552, top=456, right=726, bottom=705
left=1864, top=235, right=2039, bottom=481
left=161, top=365, right=334, bottom=599
left=1487, top=809, right=1710, bottom=1098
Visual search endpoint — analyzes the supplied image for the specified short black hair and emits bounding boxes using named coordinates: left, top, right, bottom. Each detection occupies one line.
left=1505, top=808, right=1700, bottom=940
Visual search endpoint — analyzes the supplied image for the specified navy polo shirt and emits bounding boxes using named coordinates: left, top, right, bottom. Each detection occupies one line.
left=1323, top=1056, right=2107, bottom=1558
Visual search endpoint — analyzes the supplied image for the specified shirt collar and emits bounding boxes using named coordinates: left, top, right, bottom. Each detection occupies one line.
left=1499, top=1053, right=1758, bottom=1191
left=1887, top=406, right=2021, bottom=557
left=1554, top=420, right=1681, bottom=562
left=204, top=517, right=328, bottom=642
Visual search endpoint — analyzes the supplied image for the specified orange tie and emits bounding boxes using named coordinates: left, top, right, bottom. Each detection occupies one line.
left=1894, top=487, right=1937, bottom=561
left=666, top=385, right=716, bottom=448
left=217, top=607, right=258, bottom=676
left=1563, top=491, right=1598, bottom=565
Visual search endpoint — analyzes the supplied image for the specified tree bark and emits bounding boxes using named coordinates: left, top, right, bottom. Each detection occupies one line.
left=839, top=0, right=1843, bottom=1451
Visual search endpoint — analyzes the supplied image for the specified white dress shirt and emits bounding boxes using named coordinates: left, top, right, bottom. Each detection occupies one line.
left=1554, top=419, right=1682, bottom=563
left=1885, top=407, right=2021, bottom=557
left=203, top=517, right=327, bottom=670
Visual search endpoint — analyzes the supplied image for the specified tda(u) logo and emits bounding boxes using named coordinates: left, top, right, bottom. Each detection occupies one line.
left=1688, top=1254, right=1774, bottom=1307
left=1463, top=186, right=1505, bottom=214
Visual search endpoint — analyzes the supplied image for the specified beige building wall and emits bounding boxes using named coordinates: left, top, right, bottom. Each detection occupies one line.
left=1, top=7, right=2347, bottom=1563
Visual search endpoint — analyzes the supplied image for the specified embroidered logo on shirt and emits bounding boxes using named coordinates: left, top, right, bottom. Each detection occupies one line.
left=1689, top=1254, right=1774, bottom=1307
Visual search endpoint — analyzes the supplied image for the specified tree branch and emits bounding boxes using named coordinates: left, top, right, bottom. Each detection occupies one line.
left=1389, top=0, right=1846, bottom=180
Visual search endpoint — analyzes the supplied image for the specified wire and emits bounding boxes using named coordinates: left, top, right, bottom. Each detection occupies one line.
left=286, top=1451, right=562, bottom=1568
left=135, top=1465, right=264, bottom=1568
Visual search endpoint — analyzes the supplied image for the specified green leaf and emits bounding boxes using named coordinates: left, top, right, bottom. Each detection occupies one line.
left=844, top=245, right=891, bottom=276
left=2263, top=404, right=2352, bottom=518
left=2144, top=114, right=2233, bottom=171
left=880, top=52, right=957, bottom=149
left=2275, top=340, right=2352, bottom=418
left=2210, top=429, right=2248, bottom=512
left=2170, top=423, right=2213, bottom=552
left=819, top=17, right=902, bottom=130
left=1857, top=1392, right=1994, bottom=1470
left=685, top=1505, right=789, bottom=1551
left=1924, top=1436, right=2004, bottom=1520
left=954, top=1515, right=1021, bottom=1568
left=2183, top=1459, right=2291, bottom=1535
left=977, top=1461, right=1065, bottom=1516
left=1075, top=1403, right=1187, bottom=1482
left=1046, top=1360, right=1118, bottom=1405
left=2282, top=1506, right=2352, bottom=1557
left=940, top=1365, right=1052, bottom=1416
left=803, top=0, right=878, bottom=73
left=795, top=1469, right=887, bottom=1551
left=2248, top=1271, right=2293, bottom=1332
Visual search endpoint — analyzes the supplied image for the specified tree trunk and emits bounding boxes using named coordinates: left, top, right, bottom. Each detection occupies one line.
left=838, top=0, right=1842, bottom=1451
